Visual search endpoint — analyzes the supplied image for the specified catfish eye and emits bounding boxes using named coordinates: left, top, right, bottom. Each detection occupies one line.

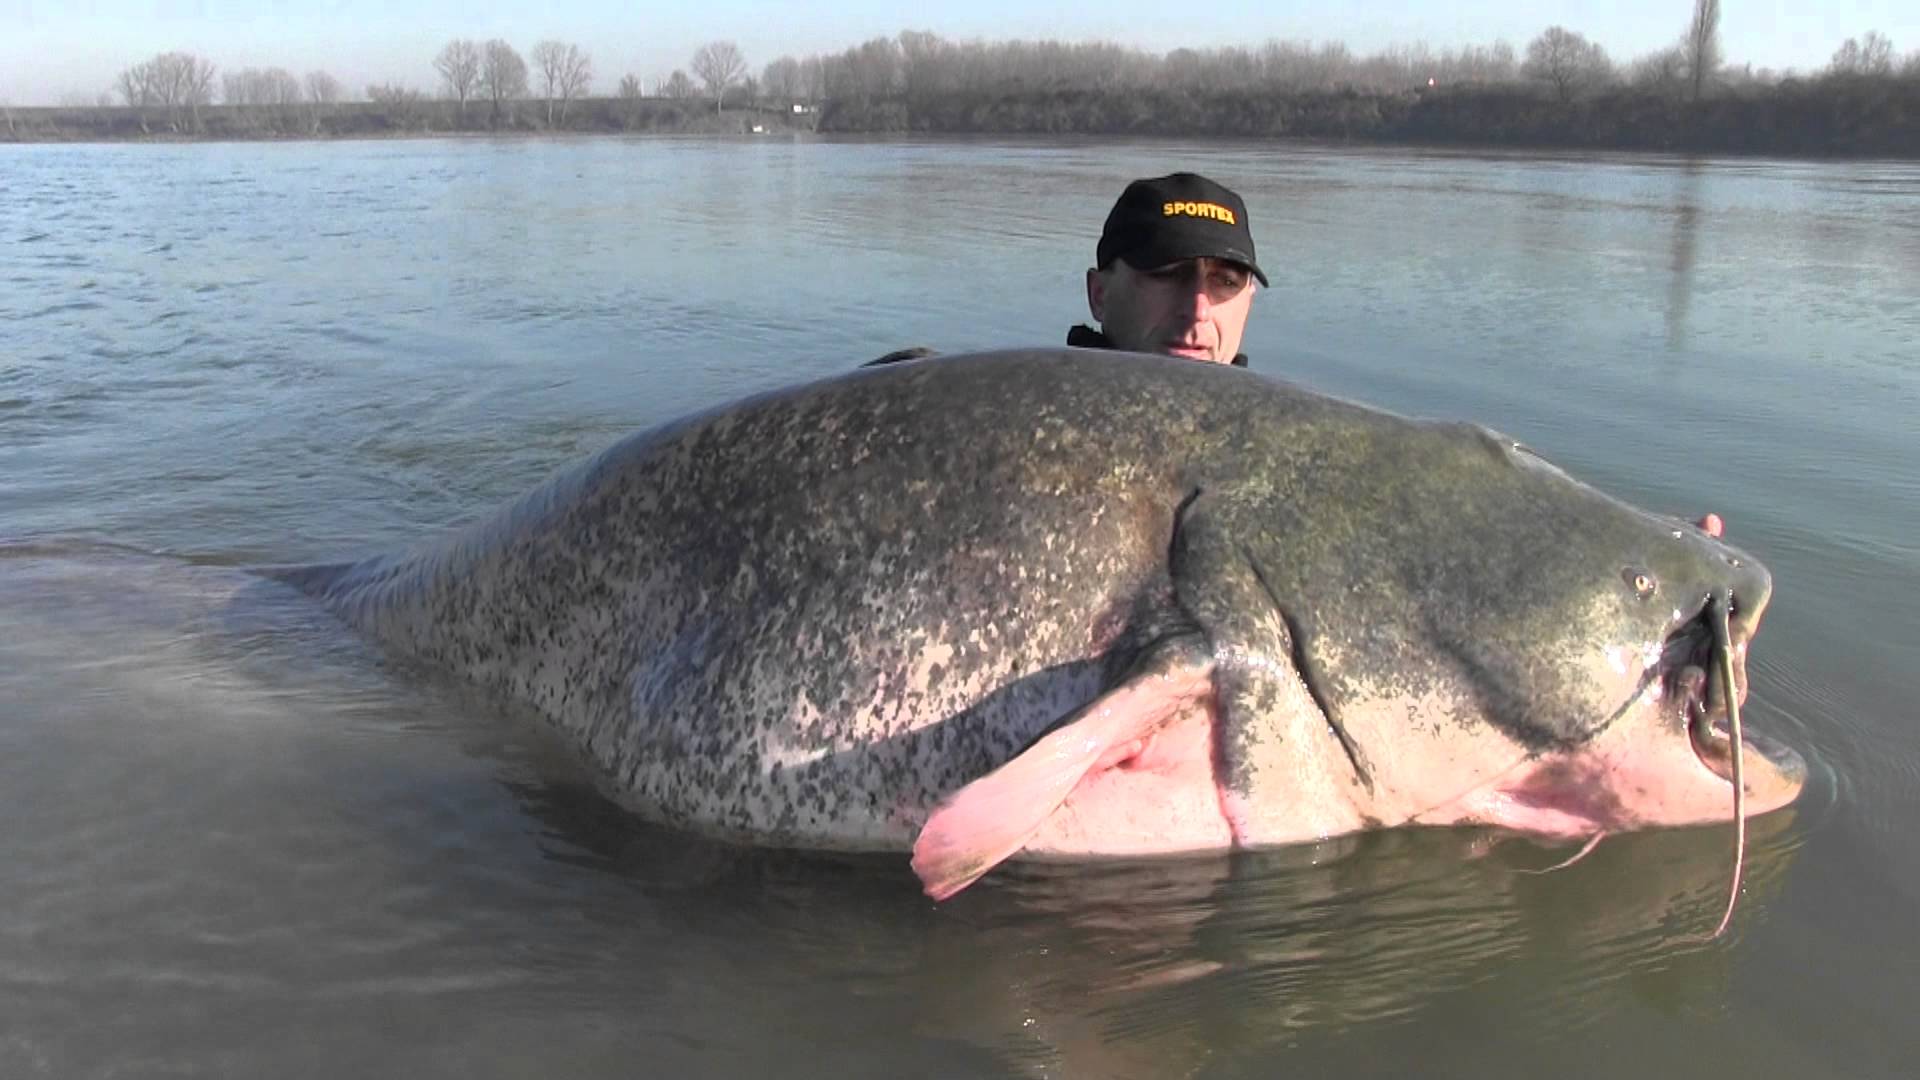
left=1623, top=568, right=1658, bottom=600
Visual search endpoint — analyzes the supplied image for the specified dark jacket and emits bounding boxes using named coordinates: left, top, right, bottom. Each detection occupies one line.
left=862, top=329, right=1249, bottom=368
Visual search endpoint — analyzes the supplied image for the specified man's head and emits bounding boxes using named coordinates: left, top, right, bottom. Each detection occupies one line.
left=1086, top=172, right=1266, bottom=365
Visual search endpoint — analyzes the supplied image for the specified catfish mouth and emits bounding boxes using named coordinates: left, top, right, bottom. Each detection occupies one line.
left=1669, top=627, right=1807, bottom=794
left=1655, top=589, right=1799, bottom=940
left=1662, top=597, right=1799, bottom=784
left=1661, top=603, right=1746, bottom=783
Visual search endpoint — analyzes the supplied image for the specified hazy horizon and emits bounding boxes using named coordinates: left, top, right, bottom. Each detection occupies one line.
left=3, top=1, right=1916, bottom=107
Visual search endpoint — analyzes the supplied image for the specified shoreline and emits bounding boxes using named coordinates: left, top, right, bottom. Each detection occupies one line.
left=5, top=81, right=1916, bottom=160
left=5, top=127, right=1914, bottom=167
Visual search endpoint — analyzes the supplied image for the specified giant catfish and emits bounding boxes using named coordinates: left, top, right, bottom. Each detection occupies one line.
left=273, top=350, right=1804, bottom=904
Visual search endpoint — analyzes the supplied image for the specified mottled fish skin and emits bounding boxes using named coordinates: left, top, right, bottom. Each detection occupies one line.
left=273, top=349, right=1772, bottom=852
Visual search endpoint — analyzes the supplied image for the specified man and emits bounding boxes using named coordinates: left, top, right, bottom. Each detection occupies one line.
left=864, top=170, right=1263, bottom=369
left=1070, top=171, right=1264, bottom=367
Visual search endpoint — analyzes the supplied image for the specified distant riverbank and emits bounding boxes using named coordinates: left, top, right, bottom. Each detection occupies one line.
left=814, top=80, right=1918, bottom=158
left=0, top=97, right=811, bottom=143
left=5, top=78, right=1915, bottom=158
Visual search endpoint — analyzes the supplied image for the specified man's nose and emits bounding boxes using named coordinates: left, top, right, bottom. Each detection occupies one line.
left=1183, top=280, right=1213, bottom=319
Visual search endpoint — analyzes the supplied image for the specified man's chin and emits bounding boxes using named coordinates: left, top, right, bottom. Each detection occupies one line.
left=1163, top=345, right=1216, bottom=362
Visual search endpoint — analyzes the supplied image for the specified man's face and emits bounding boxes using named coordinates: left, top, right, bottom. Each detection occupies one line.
left=1086, top=256, right=1256, bottom=364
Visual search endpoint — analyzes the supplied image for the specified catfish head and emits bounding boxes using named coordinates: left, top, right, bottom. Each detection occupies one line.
left=1229, top=416, right=1805, bottom=842
left=912, top=367, right=1803, bottom=913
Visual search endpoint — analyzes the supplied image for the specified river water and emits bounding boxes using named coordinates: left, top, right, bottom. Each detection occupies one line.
left=2, top=136, right=1916, bottom=1078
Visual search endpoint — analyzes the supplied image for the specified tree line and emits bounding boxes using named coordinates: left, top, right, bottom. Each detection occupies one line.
left=46, top=37, right=777, bottom=138
left=768, top=3, right=1913, bottom=156
left=5, top=7, right=1916, bottom=155
left=782, top=22, right=1917, bottom=157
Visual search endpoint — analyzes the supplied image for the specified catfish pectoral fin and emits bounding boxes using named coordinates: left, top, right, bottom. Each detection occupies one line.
left=911, top=647, right=1215, bottom=900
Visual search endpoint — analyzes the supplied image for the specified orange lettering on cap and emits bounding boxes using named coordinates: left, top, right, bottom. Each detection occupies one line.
left=1162, top=201, right=1236, bottom=225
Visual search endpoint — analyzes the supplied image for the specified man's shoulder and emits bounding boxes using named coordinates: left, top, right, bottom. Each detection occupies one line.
left=860, top=335, right=1251, bottom=369
left=1066, top=324, right=1113, bottom=349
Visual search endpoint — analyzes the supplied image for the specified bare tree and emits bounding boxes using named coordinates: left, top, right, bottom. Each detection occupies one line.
left=897, top=30, right=954, bottom=104
left=234, top=68, right=301, bottom=105
left=117, top=52, right=216, bottom=131
left=478, top=39, right=528, bottom=127
left=366, top=83, right=427, bottom=130
left=798, top=56, right=827, bottom=100
left=1630, top=46, right=1688, bottom=96
left=1830, top=37, right=1860, bottom=75
left=1903, top=49, right=1920, bottom=79
left=1868, top=33, right=1897, bottom=74
left=116, top=64, right=154, bottom=107
left=617, top=73, right=643, bottom=99
left=223, top=67, right=304, bottom=130
left=182, top=53, right=217, bottom=129
left=762, top=56, right=802, bottom=101
left=829, top=37, right=902, bottom=102
left=690, top=41, right=746, bottom=112
left=1830, top=32, right=1897, bottom=76
left=1681, top=0, right=1722, bottom=100
left=1464, top=40, right=1519, bottom=83
left=566, top=52, right=596, bottom=118
left=531, top=40, right=593, bottom=125
left=1522, top=27, right=1612, bottom=102
left=268, top=69, right=302, bottom=107
left=304, top=71, right=340, bottom=133
left=267, top=68, right=303, bottom=128
left=435, top=39, right=482, bottom=118
left=305, top=71, right=340, bottom=104
left=1717, top=62, right=1777, bottom=88
left=1254, top=39, right=1360, bottom=91
left=188, top=56, right=217, bottom=130
left=531, top=40, right=563, bottom=122
left=662, top=70, right=696, bottom=99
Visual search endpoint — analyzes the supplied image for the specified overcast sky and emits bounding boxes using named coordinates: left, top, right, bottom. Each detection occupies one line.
left=3, top=1, right=1914, bottom=106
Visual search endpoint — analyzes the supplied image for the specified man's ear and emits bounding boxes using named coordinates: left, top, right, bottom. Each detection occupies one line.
left=1085, top=268, right=1106, bottom=321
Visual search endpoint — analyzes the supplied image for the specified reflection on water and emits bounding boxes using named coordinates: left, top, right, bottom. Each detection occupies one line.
left=1667, top=159, right=1705, bottom=349
left=927, top=820, right=1800, bottom=1076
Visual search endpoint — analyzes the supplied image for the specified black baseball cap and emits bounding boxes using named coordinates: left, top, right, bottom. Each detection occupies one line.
left=1095, top=172, right=1268, bottom=287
